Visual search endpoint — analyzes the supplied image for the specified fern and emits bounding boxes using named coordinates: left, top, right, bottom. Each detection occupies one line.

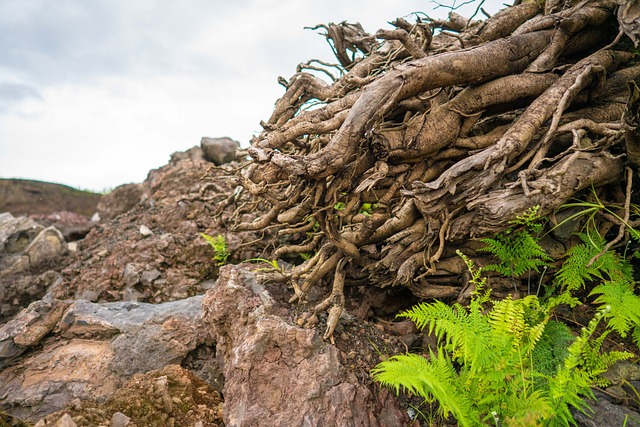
left=480, top=206, right=552, bottom=278
left=546, top=306, right=634, bottom=426
left=555, top=227, right=640, bottom=340
left=373, top=254, right=633, bottom=427
left=556, top=230, right=633, bottom=291
left=591, top=280, right=640, bottom=338
left=200, top=233, right=230, bottom=266
left=371, top=349, right=478, bottom=427
left=531, top=320, right=575, bottom=378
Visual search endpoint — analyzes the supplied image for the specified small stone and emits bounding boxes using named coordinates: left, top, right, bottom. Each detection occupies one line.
left=200, top=137, right=239, bottom=165
left=139, top=225, right=153, bottom=237
left=110, top=411, right=131, bottom=427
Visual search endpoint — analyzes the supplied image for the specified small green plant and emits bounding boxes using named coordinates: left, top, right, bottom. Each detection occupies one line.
left=372, top=251, right=633, bottom=427
left=556, top=227, right=640, bottom=345
left=359, top=202, right=377, bottom=216
left=200, top=233, right=230, bottom=266
left=479, top=206, right=552, bottom=279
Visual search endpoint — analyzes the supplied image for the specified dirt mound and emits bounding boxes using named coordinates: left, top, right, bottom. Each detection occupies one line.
left=0, top=179, right=101, bottom=218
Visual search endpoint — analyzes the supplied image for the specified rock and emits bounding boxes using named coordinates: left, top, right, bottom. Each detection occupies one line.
left=29, top=211, right=96, bottom=241
left=24, top=227, right=66, bottom=268
left=0, top=299, right=69, bottom=368
left=200, top=137, right=239, bottom=165
left=138, top=224, right=153, bottom=237
left=170, top=146, right=205, bottom=163
left=574, top=390, right=640, bottom=427
left=0, top=214, right=66, bottom=275
left=109, top=411, right=130, bottom=427
left=34, top=413, right=78, bottom=427
left=0, top=296, right=215, bottom=421
left=602, top=360, right=640, bottom=385
left=35, top=365, right=223, bottom=427
left=0, top=270, right=62, bottom=324
left=97, top=183, right=143, bottom=221
left=202, top=265, right=409, bottom=427
left=0, top=213, right=44, bottom=268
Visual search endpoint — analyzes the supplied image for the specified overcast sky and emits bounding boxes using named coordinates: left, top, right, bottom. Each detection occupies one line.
left=0, top=0, right=505, bottom=192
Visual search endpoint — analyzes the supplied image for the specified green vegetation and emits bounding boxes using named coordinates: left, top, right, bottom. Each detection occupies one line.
left=200, top=233, right=230, bottom=266
left=372, top=251, right=633, bottom=426
left=373, top=203, right=640, bottom=426
left=479, top=206, right=552, bottom=279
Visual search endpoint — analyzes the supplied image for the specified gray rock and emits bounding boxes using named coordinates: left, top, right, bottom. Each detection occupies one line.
left=574, top=390, right=640, bottom=427
left=602, top=360, right=640, bottom=385
left=0, top=299, right=68, bottom=369
left=200, top=137, right=239, bottom=165
left=0, top=213, right=45, bottom=269
left=0, top=295, right=215, bottom=422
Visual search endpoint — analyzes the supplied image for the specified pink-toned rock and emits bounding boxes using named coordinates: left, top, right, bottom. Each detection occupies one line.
left=203, top=266, right=409, bottom=427
left=0, top=295, right=217, bottom=422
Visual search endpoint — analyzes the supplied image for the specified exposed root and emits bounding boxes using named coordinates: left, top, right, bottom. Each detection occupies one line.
left=213, top=1, right=639, bottom=312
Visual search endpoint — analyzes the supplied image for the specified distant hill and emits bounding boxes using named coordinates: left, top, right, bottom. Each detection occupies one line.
left=0, top=178, right=101, bottom=217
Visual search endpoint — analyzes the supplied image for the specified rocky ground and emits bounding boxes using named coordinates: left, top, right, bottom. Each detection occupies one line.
left=1, top=138, right=640, bottom=426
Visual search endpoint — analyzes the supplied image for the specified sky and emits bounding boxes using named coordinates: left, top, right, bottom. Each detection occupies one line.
left=0, top=0, right=506, bottom=192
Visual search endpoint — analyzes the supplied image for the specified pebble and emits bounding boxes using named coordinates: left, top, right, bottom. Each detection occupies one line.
left=109, top=412, right=131, bottom=427
left=139, top=225, right=153, bottom=237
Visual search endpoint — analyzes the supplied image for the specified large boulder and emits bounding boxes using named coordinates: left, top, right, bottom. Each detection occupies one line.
left=202, top=266, right=410, bottom=427
left=0, top=214, right=68, bottom=322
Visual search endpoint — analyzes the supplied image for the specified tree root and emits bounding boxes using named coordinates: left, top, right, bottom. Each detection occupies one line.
left=214, top=1, right=640, bottom=324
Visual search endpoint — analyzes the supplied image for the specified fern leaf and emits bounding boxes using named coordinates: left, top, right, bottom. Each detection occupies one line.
left=480, top=229, right=551, bottom=278
left=556, top=231, right=634, bottom=291
left=371, top=350, right=478, bottom=427
left=591, top=280, right=640, bottom=338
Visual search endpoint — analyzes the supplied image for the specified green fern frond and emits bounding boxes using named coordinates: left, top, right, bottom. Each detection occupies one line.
left=503, top=389, right=553, bottom=427
left=399, top=300, right=497, bottom=372
left=531, top=320, right=575, bottom=378
left=371, top=350, right=478, bottom=427
left=479, top=207, right=552, bottom=278
left=591, top=280, right=640, bottom=338
left=201, top=233, right=230, bottom=266
left=374, top=249, right=635, bottom=427
left=489, top=296, right=528, bottom=343
left=556, top=230, right=634, bottom=291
